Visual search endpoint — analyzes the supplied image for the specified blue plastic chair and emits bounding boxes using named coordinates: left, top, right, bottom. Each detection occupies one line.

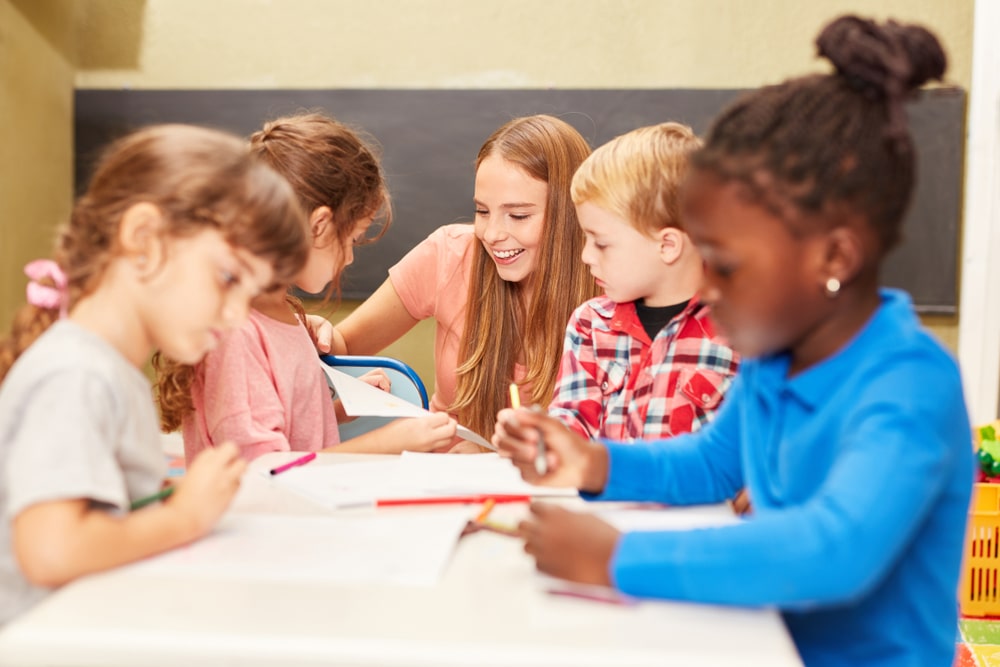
left=320, top=354, right=430, bottom=440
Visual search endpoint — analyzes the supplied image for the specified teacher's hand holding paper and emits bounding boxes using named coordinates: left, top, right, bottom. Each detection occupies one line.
left=492, top=408, right=609, bottom=493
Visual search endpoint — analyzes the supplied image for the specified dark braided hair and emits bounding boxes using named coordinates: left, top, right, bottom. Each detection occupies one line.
left=691, top=15, right=946, bottom=255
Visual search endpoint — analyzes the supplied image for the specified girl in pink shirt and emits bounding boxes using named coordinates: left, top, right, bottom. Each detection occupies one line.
left=156, top=113, right=457, bottom=463
left=316, top=116, right=600, bottom=441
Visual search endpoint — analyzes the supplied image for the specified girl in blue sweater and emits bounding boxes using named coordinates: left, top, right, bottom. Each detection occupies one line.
left=493, top=15, right=972, bottom=667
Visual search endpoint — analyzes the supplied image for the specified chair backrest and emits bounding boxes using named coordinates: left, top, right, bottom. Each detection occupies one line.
left=320, top=354, right=430, bottom=441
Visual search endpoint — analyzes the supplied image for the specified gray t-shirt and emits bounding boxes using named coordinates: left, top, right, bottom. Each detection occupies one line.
left=0, top=320, right=166, bottom=625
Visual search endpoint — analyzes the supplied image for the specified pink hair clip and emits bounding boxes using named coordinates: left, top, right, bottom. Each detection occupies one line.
left=24, top=259, right=69, bottom=319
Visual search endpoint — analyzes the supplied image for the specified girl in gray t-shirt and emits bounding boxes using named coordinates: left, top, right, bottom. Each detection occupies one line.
left=0, top=123, right=311, bottom=625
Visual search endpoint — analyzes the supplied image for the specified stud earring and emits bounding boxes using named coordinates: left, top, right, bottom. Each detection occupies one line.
left=825, top=277, right=841, bottom=298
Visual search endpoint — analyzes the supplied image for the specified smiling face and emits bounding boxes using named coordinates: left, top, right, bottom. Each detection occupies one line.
left=142, top=228, right=274, bottom=364
left=681, top=171, right=834, bottom=359
left=473, top=154, right=549, bottom=289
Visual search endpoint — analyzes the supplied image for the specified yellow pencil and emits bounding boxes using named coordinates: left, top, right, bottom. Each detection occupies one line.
left=508, top=382, right=547, bottom=476
left=475, top=498, right=496, bottom=523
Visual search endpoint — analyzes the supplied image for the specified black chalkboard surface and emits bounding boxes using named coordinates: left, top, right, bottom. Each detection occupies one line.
left=75, top=88, right=965, bottom=313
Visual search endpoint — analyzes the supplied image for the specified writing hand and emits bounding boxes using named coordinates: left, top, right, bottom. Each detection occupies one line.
left=520, top=502, right=618, bottom=586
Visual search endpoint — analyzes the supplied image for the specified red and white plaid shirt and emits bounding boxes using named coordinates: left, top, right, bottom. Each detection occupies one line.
left=549, top=296, right=739, bottom=441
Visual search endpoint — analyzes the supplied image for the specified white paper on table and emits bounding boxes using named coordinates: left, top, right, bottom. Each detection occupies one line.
left=321, top=364, right=495, bottom=450
left=397, top=451, right=577, bottom=496
left=597, top=504, right=740, bottom=532
left=125, top=510, right=470, bottom=587
left=269, top=452, right=577, bottom=510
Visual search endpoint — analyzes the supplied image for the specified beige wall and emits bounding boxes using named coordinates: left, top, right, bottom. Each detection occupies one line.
left=0, top=0, right=75, bottom=333
left=75, top=0, right=972, bottom=90
left=1, top=0, right=972, bottom=389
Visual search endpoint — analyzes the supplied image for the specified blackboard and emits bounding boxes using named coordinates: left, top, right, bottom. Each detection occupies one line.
left=74, top=89, right=965, bottom=313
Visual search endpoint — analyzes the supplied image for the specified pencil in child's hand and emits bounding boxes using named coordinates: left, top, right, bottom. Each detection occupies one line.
left=130, top=485, right=175, bottom=511
left=510, top=382, right=548, bottom=476
left=532, top=408, right=548, bottom=476
left=509, top=382, right=521, bottom=410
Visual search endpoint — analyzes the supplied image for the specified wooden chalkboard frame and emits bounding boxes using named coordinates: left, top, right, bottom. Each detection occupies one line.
left=74, top=88, right=965, bottom=313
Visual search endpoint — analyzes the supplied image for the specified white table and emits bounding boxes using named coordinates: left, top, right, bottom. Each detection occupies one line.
left=0, top=452, right=803, bottom=667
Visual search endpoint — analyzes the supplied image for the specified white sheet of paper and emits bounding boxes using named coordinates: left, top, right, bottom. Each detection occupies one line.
left=124, top=511, right=470, bottom=587
left=270, top=452, right=577, bottom=510
left=397, top=451, right=577, bottom=496
left=597, top=504, right=740, bottom=532
left=321, top=364, right=496, bottom=450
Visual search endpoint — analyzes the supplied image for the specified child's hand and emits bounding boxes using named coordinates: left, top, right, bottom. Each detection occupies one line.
left=519, top=502, right=619, bottom=586
left=168, top=442, right=246, bottom=539
left=304, top=314, right=335, bottom=354
left=357, top=369, right=391, bottom=393
left=392, top=413, right=458, bottom=452
left=731, top=489, right=753, bottom=515
left=493, top=408, right=608, bottom=492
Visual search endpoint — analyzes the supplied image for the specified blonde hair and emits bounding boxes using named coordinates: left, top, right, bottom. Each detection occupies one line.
left=2, top=124, right=308, bottom=385
left=451, top=115, right=599, bottom=439
left=571, top=122, right=702, bottom=237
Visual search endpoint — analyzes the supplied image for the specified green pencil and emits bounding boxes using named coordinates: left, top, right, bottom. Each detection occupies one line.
left=129, top=486, right=175, bottom=511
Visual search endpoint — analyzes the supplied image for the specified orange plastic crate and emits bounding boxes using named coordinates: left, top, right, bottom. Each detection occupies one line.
left=962, top=483, right=1000, bottom=616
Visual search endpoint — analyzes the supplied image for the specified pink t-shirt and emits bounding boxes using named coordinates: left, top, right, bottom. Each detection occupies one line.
left=183, top=309, right=341, bottom=463
left=388, top=224, right=527, bottom=416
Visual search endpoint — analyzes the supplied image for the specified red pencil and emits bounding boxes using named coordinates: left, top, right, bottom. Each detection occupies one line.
left=376, top=494, right=531, bottom=508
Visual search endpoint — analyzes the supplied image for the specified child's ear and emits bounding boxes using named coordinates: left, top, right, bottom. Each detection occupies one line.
left=310, top=206, right=335, bottom=246
left=821, top=225, right=865, bottom=291
left=118, top=202, right=166, bottom=276
left=658, top=228, right=685, bottom=265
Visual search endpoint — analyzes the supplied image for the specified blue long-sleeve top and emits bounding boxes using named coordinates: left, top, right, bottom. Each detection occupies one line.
left=588, top=290, right=973, bottom=667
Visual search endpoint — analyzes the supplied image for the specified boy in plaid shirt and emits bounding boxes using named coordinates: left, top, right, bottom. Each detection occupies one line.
left=549, top=122, right=739, bottom=441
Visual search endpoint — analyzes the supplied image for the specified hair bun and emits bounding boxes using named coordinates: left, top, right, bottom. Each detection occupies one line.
left=817, top=15, right=946, bottom=99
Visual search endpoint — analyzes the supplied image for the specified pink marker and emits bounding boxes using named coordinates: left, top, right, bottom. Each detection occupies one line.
left=269, top=452, right=317, bottom=476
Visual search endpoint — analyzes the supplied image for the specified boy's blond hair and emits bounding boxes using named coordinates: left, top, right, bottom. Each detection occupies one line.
left=571, top=122, right=701, bottom=237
